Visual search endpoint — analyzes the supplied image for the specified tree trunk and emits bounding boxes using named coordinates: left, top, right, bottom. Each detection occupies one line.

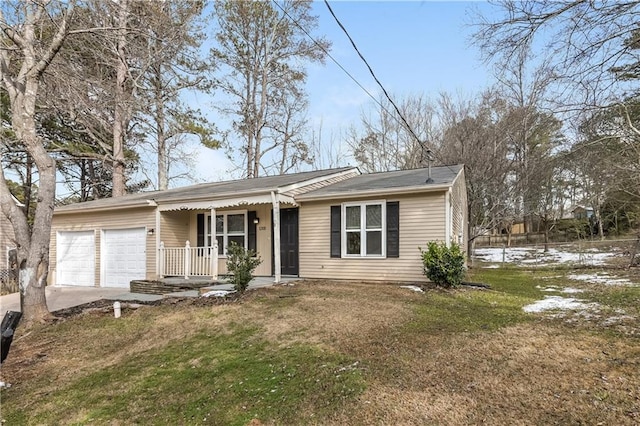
left=596, top=207, right=605, bottom=241
left=543, top=216, right=549, bottom=253
left=154, top=63, right=168, bottom=190
left=4, top=86, right=57, bottom=322
left=112, top=0, right=129, bottom=197
left=0, top=0, right=74, bottom=324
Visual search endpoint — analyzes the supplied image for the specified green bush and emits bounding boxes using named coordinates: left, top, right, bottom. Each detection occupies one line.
left=226, top=241, right=262, bottom=293
left=420, top=241, right=465, bottom=288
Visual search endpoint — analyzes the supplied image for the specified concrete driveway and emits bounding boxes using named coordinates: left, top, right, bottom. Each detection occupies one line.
left=0, top=278, right=291, bottom=315
left=0, top=286, right=161, bottom=314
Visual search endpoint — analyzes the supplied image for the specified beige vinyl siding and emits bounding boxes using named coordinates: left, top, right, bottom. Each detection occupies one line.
left=50, top=207, right=156, bottom=286
left=450, top=169, right=468, bottom=254
left=160, top=211, right=190, bottom=247
left=188, top=204, right=276, bottom=276
left=299, top=192, right=447, bottom=282
left=0, top=213, right=16, bottom=268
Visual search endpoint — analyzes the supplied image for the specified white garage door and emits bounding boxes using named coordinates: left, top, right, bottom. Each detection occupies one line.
left=57, top=231, right=95, bottom=286
left=102, top=228, right=146, bottom=288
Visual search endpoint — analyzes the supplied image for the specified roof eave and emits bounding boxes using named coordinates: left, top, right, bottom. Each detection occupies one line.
left=54, top=199, right=158, bottom=214
left=296, top=182, right=453, bottom=202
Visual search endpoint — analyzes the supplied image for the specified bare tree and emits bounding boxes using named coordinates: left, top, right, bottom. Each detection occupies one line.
left=211, top=0, right=329, bottom=178
left=347, top=94, right=437, bottom=172
left=307, top=119, right=349, bottom=170
left=474, top=1, right=640, bottom=109
left=474, top=1, right=640, bottom=239
left=436, top=90, right=513, bottom=248
left=0, top=0, right=75, bottom=322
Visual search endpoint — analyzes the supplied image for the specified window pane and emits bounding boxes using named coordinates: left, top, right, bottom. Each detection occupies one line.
left=216, top=236, right=223, bottom=254
left=346, top=231, right=361, bottom=255
left=216, top=215, right=223, bottom=234
left=366, top=204, right=382, bottom=229
left=227, top=214, right=244, bottom=234
left=366, top=231, right=382, bottom=255
left=228, top=235, right=244, bottom=249
left=345, top=206, right=361, bottom=229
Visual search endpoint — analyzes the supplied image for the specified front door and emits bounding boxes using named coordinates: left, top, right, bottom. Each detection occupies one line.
left=279, top=208, right=299, bottom=276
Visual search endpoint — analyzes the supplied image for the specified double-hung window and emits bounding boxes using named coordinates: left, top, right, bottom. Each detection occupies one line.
left=206, top=211, right=246, bottom=256
left=343, top=201, right=385, bottom=257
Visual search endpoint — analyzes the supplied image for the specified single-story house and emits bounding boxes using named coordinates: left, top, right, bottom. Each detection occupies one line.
left=1, top=195, right=23, bottom=274
left=49, top=164, right=467, bottom=288
left=572, top=205, right=594, bottom=220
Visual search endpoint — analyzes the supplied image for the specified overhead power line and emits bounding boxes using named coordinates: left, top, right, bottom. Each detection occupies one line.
left=323, top=0, right=431, bottom=155
left=270, top=1, right=382, bottom=112
left=273, top=0, right=457, bottom=172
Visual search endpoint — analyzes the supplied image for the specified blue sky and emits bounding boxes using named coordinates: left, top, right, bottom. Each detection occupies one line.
left=191, top=1, right=496, bottom=182
left=306, top=1, right=491, bottom=127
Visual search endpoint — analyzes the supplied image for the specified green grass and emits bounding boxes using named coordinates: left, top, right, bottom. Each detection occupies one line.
left=3, top=268, right=638, bottom=425
left=582, top=285, right=640, bottom=310
left=3, top=326, right=364, bottom=425
left=399, top=269, right=544, bottom=336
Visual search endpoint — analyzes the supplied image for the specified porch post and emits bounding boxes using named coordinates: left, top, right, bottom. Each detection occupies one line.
left=185, top=240, right=191, bottom=279
left=210, top=207, right=218, bottom=280
left=271, top=191, right=281, bottom=283
left=159, top=241, right=165, bottom=278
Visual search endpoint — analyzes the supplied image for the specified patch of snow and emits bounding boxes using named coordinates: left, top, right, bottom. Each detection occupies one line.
left=201, top=290, right=236, bottom=298
left=483, top=264, right=500, bottom=269
left=561, top=287, right=583, bottom=294
left=536, top=285, right=583, bottom=294
left=523, top=296, right=597, bottom=313
left=400, top=285, right=424, bottom=293
left=601, top=315, right=635, bottom=326
left=0, top=381, right=10, bottom=389
left=473, top=247, right=617, bottom=267
left=568, top=273, right=632, bottom=286
left=473, top=247, right=532, bottom=263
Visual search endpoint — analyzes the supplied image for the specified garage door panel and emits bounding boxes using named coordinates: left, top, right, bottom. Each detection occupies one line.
left=103, top=228, right=146, bottom=288
left=57, top=231, right=95, bottom=287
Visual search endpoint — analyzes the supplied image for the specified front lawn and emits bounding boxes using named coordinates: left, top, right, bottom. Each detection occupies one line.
left=1, top=269, right=639, bottom=425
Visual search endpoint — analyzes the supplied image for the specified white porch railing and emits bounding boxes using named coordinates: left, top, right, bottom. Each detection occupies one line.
left=159, top=241, right=218, bottom=280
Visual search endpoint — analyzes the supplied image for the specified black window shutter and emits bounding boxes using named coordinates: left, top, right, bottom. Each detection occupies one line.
left=197, top=213, right=205, bottom=247
left=330, top=205, right=341, bottom=258
left=248, top=210, right=257, bottom=253
left=386, top=201, right=399, bottom=258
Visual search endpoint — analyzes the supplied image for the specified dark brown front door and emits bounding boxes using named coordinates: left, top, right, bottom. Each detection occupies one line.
left=279, top=208, right=299, bottom=276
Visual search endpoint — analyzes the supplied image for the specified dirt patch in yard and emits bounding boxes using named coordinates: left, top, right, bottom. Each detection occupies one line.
left=235, top=280, right=417, bottom=347
left=327, top=325, right=640, bottom=425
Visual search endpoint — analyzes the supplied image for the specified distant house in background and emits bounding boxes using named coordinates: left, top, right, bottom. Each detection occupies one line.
left=48, top=165, right=467, bottom=288
left=1, top=195, right=23, bottom=274
left=572, top=206, right=594, bottom=220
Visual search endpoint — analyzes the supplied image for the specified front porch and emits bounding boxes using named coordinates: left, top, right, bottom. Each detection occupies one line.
left=153, top=191, right=299, bottom=283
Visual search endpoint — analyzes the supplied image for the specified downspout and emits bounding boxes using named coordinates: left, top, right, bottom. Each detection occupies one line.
left=271, top=191, right=281, bottom=283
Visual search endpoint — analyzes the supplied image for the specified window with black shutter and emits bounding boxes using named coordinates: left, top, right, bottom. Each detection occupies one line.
left=386, top=201, right=399, bottom=258
left=330, top=205, right=341, bottom=258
